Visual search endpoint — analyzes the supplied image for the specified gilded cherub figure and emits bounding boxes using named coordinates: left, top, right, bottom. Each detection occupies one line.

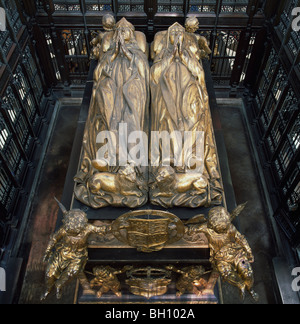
left=185, top=16, right=212, bottom=59
left=166, top=265, right=209, bottom=297
left=41, top=199, right=110, bottom=300
left=188, top=204, right=259, bottom=301
left=90, top=14, right=116, bottom=60
left=90, top=265, right=132, bottom=298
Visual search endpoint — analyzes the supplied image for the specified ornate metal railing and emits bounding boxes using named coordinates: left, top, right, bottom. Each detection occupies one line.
left=244, top=0, right=300, bottom=248
left=0, top=0, right=50, bottom=255
left=31, top=0, right=265, bottom=87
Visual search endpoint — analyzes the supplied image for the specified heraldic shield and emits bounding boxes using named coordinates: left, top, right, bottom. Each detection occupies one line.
left=112, top=210, right=185, bottom=252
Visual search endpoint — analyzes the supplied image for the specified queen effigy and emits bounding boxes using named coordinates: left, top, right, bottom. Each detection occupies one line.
left=74, top=17, right=150, bottom=208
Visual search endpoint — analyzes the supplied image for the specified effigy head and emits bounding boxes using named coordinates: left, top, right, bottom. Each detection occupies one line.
left=115, top=17, right=135, bottom=42
left=207, top=206, right=231, bottom=234
left=168, top=22, right=185, bottom=45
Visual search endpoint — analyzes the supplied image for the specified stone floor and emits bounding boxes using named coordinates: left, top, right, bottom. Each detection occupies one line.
left=18, top=98, right=279, bottom=304
left=216, top=99, right=278, bottom=304
left=19, top=102, right=81, bottom=304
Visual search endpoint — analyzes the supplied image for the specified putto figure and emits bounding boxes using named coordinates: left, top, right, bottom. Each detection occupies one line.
left=41, top=199, right=110, bottom=300
left=166, top=265, right=209, bottom=297
left=184, top=16, right=212, bottom=59
left=90, top=14, right=116, bottom=60
left=90, top=265, right=132, bottom=298
left=188, top=204, right=259, bottom=301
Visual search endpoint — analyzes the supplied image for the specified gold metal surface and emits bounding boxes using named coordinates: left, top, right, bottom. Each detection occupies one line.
left=89, top=265, right=132, bottom=298
left=77, top=264, right=219, bottom=302
left=188, top=204, right=259, bottom=301
left=112, top=210, right=185, bottom=252
left=149, top=21, right=223, bottom=208
left=88, top=219, right=209, bottom=249
left=48, top=19, right=259, bottom=305
left=75, top=17, right=223, bottom=209
left=185, top=16, right=212, bottom=59
left=74, top=17, right=150, bottom=208
left=41, top=199, right=110, bottom=300
left=90, top=14, right=116, bottom=60
left=167, top=265, right=215, bottom=297
left=126, top=267, right=172, bottom=299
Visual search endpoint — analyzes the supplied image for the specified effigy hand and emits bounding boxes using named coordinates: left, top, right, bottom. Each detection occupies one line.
left=111, top=33, right=121, bottom=62
left=172, top=36, right=180, bottom=58
left=120, top=41, right=133, bottom=62
left=177, top=34, right=184, bottom=54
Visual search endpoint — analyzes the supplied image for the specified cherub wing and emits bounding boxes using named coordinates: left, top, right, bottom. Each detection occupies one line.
left=230, top=202, right=248, bottom=221
left=184, top=214, right=207, bottom=225
left=199, top=36, right=212, bottom=55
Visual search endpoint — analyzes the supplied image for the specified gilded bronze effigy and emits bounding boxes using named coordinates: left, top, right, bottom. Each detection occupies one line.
left=74, top=17, right=150, bottom=209
left=149, top=22, right=223, bottom=208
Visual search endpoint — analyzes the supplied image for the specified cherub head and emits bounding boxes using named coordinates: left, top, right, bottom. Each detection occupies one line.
left=93, top=266, right=111, bottom=279
left=185, top=16, right=199, bottom=33
left=207, top=206, right=231, bottom=234
left=102, top=14, right=116, bottom=31
left=63, top=210, right=89, bottom=235
left=188, top=265, right=206, bottom=279
left=55, top=198, right=88, bottom=235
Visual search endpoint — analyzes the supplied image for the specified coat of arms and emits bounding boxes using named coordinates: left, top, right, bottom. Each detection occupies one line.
left=112, top=210, right=185, bottom=252
left=126, top=267, right=172, bottom=299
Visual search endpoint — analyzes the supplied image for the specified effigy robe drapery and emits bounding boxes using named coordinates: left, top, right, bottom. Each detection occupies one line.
left=74, top=17, right=223, bottom=210
left=149, top=22, right=223, bottom=208
left=74, top=18, right=150, bottom=209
